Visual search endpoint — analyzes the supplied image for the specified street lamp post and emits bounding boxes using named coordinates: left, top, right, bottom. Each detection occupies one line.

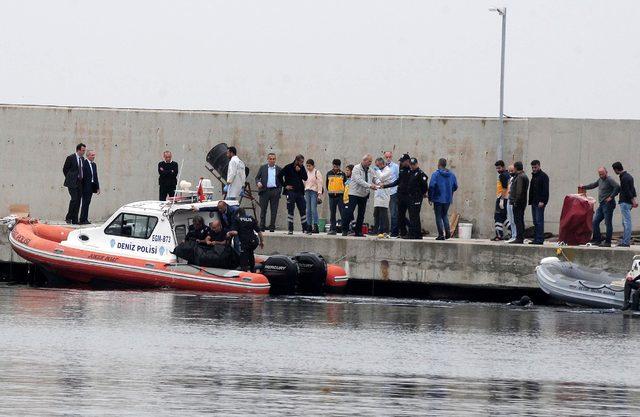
left=490, top=7, right=507, bottom=161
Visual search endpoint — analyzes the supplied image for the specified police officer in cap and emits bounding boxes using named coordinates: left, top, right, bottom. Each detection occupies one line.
left=405, top=157, right=429, bottom=239
left=382, top=153, right=412, bottom=237
left=228, top=208, right=264, bottom=272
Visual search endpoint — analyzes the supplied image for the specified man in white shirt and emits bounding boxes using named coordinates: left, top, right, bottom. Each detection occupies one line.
left=384, top=151, right=401, bottom=237
left=225, top=146, right=246, bottom=200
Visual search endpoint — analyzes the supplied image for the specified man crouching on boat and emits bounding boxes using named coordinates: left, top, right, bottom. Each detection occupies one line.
left=622, top=271, right=640, bottom=311
left=205, top=220, right=230, bottom=246
left=227, top=209, right=264, bottom=273
left=185, top=216, right=211, bottom=245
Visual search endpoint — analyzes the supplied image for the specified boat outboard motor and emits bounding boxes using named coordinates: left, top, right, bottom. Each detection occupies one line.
left=206, top=142, right=251, bottom=181
left=293, top=252, right=327, bottom=295
left=260, top=255, right=299, bottom=295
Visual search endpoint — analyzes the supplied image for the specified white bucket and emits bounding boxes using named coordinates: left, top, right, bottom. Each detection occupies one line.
left=458, top=223, right=473, bottom=239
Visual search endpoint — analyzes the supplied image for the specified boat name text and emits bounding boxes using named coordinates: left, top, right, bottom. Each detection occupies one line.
left=13, top=232, right=31, bottom=246
left=88, top=254, right=120, bottom=262
left=116, top=241, right=158, bottom=254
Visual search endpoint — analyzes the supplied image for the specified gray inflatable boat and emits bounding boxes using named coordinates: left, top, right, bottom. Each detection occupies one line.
left=535, top=256, right=632, bottom=308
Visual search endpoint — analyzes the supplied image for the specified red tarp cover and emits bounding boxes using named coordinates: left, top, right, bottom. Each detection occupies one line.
left=558, top=194, right=596, bottom=245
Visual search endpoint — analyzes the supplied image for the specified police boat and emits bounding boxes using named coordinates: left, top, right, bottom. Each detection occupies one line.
left=8, top=198, right=348, bottom=295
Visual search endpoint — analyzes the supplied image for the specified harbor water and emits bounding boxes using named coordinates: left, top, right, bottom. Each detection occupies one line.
left=1, top=282, right=639, bottom=416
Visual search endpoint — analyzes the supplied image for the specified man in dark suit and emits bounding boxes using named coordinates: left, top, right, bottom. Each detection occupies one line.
left=79, top=150, right=101, bottom=224
left=62, top=143, right=86, bottom=224
left=255, top=152, right=282, bottom=232
left=158, top=150, right=179, bottom=201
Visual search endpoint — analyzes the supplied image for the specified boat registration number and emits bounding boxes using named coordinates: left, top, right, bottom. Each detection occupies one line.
left=151, top=234, right=172, bottom=243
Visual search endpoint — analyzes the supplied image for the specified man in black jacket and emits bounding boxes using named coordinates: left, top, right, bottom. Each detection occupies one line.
left=79, top=150, right=101, bottom=224
left=255, top=152, right=282, bottom=232
left=528, top=160, right=549, bottom=244
left=406, top=158, right=429, bottom=240
left=508, top=161, right=529, bottom=244
left=278, top=154, right=308, bottom=235
left=382, top=154, right=412, bottom=238
left=613, top=161, right=638, bottom=247
left=158, top=150, right=179, bottom=201
left=228, top=208, right=264, bottom=272
left=62, top=143, right=86, bottom=224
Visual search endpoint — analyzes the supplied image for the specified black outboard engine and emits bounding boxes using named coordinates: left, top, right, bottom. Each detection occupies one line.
left=206, top=143, right=231, bottom=179
left=206, top=142, right=250, bottom=181
left=260, top=255, right=299, bottom=295
left=293, top=252, right=327, bottom=295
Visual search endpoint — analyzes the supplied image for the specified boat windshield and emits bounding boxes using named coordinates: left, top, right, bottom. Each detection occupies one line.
left=105, top=213, right=159, bottom=239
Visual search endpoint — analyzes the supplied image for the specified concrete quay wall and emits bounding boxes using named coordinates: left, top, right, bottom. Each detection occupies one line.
left=2, top=104, right=640, bottom=237
left=260, top=234, right=639, bottom=289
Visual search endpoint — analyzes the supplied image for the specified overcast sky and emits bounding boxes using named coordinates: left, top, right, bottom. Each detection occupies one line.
left=1, top=0, right=639, bottom=119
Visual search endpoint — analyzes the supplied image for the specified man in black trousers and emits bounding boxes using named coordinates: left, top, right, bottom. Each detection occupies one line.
left=158, top=150, right=179, bottom=201
left=255, top=152, right=282, bottom=232
left=279, top=154, right=308, bottom=235
left=382, top=154, right=412, bottom=238
left=79, top=150, right=101, bottom=224
left=62, top=143, right=86, bottom=224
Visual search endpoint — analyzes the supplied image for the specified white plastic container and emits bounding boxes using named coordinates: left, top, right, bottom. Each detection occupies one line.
left=458, top=223, right=473, bottom=239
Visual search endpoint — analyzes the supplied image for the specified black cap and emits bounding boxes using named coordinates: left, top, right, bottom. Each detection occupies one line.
left=399, top=153, right=411, bottom=162
left=410, top=157, right=418, bottom=165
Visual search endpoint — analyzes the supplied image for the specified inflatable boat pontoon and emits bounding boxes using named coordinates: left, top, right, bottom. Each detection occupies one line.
left=535, top=255, right=640, bottom=308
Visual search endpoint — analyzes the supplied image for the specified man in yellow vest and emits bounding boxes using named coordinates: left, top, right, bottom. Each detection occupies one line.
left=325, top=159, right=347, bottom=235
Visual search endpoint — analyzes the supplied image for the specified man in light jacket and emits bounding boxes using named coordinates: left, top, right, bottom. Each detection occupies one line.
left=225, top=146, right=246, bottom=200
left=373, top=157, right=393, bottom=235
left=342, top=154, right=379, bottom=237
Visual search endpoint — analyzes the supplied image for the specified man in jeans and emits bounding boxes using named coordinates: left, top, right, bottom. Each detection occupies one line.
left=428, top=158, right=457, bottom=240
left=508, top=161, right=529, bottom=244
left=612, top=162, right=637, bottom=247
left=580, top=167, right=620, bottom=247
left=528, top=160, right=550, bottom=245
left=384, top=151, right=400, bottom=237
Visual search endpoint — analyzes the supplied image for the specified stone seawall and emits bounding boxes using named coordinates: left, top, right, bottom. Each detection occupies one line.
left=3, top=104, right=640, bottom=237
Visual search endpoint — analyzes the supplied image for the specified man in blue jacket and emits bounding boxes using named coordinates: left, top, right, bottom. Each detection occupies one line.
left=428, top=158, right=458, bottom=240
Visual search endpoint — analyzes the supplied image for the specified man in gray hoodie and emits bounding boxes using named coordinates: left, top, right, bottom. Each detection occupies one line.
left=580, top=167, right=620, bottom=247
left=342, top=154, right=379, bottom=237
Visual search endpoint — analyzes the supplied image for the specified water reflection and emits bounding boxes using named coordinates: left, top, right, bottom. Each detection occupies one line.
left=1, top=284, right=640, bottom=416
